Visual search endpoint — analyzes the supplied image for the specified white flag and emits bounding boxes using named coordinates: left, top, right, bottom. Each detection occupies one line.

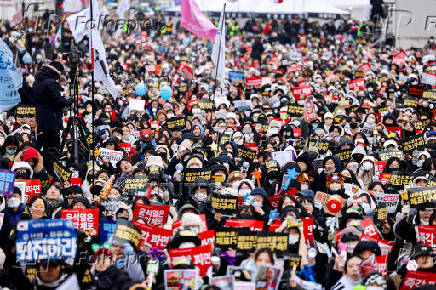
left=66, top=8, right=91, bottom=42
left=211, top=3, right=226, bottom=86
left=62, top=0, right=83, bottom=14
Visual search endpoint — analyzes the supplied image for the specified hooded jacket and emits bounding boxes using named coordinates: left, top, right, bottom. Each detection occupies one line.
left=33, top=66, right=73, bottom=131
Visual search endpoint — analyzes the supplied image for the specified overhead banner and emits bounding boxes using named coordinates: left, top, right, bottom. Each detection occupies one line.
left=16, top=219, right=77, bottom=263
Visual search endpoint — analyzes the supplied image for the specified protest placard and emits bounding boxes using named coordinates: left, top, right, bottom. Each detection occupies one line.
left=165, top=117, right=186, bottom=129
left=198, top=229, right=215, bottom=247
left=15, top=105, right=36, bottom=123
left=228, top=71, right=245, bottom=82
left=287, top=105, right=304, bottom=117
left=301, top=218, right=314, bottom=245
left=255, top=232, right=288, bottom=257
left=235, top=229, right=258, bottom=251
left=183, top=168, right=212, bottom=183
left=304, top=98, right=318, bottom=122
left=238, top=146, right=256, bottom=161
left=408, top=186, right=436, bottom=207
left=100, top=199, right=125, bottom=218
left=401, top=271, right=436, bottom=290
left=423, top=89, right=436, bottom=100
left=215, top=229, right=238, bottom=248
left=361, top=218, right=380, bottom=240
left=376, top=203, right=388, bottom=221
left=169, top=244, right=212, bottom=276
left=335, top=149, right=353, bottom=163
left=128, top=99, right=145, bottom=111
left=233, top=100, right=252, bottom=112
left=211, top=196, right=238, bottom=215
left=145, top=64, right=161, bottom=74
left=245, top=77, right=262, bottom=88
left=164, top=269, right=198, bottom=290
left=271, top=151, right=295, bottom=167
left=16, top=219, right=77, bottom=263
left=53, top=161, right=72, bottom=182
left=375, top=193, right=400, bottom=213
left=225, top=219, right=264, bottom=231
left=292, top=86, right=312, bottom=100
left=133, top=203, right=170, bottom=226
left=100, top=220, right=117, bottom=243
left=197, top=100, right=214, bottom=111
left=408, top=84, right=426, bottom=97
left=134, top=222, right=172, bottom=251
left=226, top=266, right=255, bottom=282
left=0, top=169, right=15, bottom=196
left=98, top=148, right=124, bottom=167
left=112, top=220, right=141, bottom=248
left=416, top=225, right=436, bottom=246
left=287, top=254, right=302, bottom=269
left=347, top=78, right=365, bottom=91
left=177, top=63, right=193, bottom=79
left=422, top=72, right=436, bottom=86
left=401, top=135, right=425, bottom=153
left=211, top=276, right=234, bottom=290
left=254, top=265, right=283, bottom=290
left=389, top=171, right=414, bottom=188
left=123, top=176, right=149, bottom=190
left=61, top=208, right=99, bottom=236
left=378, top=150, right=404, bottom=161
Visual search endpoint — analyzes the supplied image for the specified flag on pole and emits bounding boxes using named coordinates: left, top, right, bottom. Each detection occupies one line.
left=211, top=3, right=226, bottom=86
left=54, top=27, right=62, bottom=49
left=62, top=0, right=83, bottom=14
left=181, top=0, right=217, bottom=41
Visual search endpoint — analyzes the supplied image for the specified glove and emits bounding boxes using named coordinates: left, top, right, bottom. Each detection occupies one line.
left=115, top=258, right=125, bottom=270
left=123, top=243, right=134, bottom=256
left=406, top=208, right=417, bottom=223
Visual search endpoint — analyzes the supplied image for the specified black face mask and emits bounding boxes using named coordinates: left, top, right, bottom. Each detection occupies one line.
left=267, top=171, right=279, bottom=179
left=343, top=178, right=353, bottom=184
left=87, top=175, right=94, bottom=183
left=385, top=167, right=396, bottom=173
left=353, top=154, right=364, bottom=163
left=16, top=172, right=29, bottom=179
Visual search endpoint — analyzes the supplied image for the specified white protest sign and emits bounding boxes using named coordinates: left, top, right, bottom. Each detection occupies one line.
left=375, top=192, right=400, bottom=214
left=271, top=151, right=294, bottom=167
left=128, top=99, right=145, bottom=112
left=99, top=148, right=124, bottom=167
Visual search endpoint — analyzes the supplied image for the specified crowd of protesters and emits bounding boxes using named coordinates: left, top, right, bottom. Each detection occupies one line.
left=0, top=6, right=435, bottom=290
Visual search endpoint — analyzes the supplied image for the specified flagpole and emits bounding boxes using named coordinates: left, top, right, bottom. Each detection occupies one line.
left=90, top=0, right=96, bottom=183
left=214, top=3, right=226, bottom=85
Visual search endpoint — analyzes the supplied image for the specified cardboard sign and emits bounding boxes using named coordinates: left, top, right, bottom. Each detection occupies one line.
left=228, top=71, right=245, bottom=82
left=100, top=220, right=117, bottom=244
left=61, top=208, right=99, bottom=236
left=245, top=77, right=262, bottom=88
left=347, top=78, right=365, bottom=91
left=112, top=220, right=141, bottom=248
left=271, top=151, right=295, bottom=167
left=375, top=193, right=400, bottom=213
left=238, top=146, right=256, bottom=161
left=389, top=172, right=414, bottom=188
left=16, top=219, right=77, bottom=263
left=0, top=170, right=15, bottom=197
left=133, top=203, right=170, bottom=226
left=225, top=219, right=264, bottom=231
left=211, top=196, right=238, bottom=214
left=169, top=244, right=212, bottom=276
left=379, top=150, right=404, bottom=161
left=408, top=186, right=436, bottom=207
left=401, top=271, right=436, bottom=290
left=134, top=222, right=172, bottom=251
left=53, top=161, right=72, bottom=182
left=177, top=63, right=193, bottom=79
left=183, top=168, right=212, bottom=183
left=287, top=105, right=304, bottom=117
left=401, top=135, right=425, bottom=153
left=165, top=117, right=186, bottom=129
left=128, top=99, right=146, bottom=112
left=416, top=225, right=436, bottom=246
left=99, top=148, right=124, bottom=167
left=164, top=269, right=198, bottom=290
left=361, top=218, right=380, bottom=240
left=123, top=176, right=149, bottom=190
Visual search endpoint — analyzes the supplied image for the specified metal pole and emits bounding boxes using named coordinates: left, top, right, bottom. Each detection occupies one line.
left=90, top=0, right=96, bottom=183
left=214, top=3, right=226, bottom=83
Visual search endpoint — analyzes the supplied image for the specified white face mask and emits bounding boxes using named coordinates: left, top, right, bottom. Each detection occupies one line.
left=253, top=202, right=262, bottom=208
left=362, top=162, right=374, bottom=171
left=235, top=139, right=244, bottom=146
left=366, top=118, right=376, bottom=125
left=180, top=242, right=196, bottom=248
left=195, top=193, right=207, bottom=203
left=289, top=234, right=300, bottom=244
left=7, top=197, right=21, bottom=208
left=329, top=183, right=342, bottom=192
left=361, top=203, right=372, bottom=214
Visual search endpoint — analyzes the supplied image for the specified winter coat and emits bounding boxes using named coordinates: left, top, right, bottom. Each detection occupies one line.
left=32, top=66, right=72, bottom=131
left=94, top=265, right=135, bottom=290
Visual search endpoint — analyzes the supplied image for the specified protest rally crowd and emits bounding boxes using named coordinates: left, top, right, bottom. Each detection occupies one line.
left=0, top=0, right=436, bottom=289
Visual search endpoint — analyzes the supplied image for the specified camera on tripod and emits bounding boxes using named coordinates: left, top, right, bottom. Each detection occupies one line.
left=62, top=49, right=80, bottom=67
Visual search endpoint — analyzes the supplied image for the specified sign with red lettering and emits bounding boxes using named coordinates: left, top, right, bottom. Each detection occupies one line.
left=198, top=230, right=215, bottom=247
left=393, top=50, right=407, bottom=66
left=361, top=218, right=380, bottom=240
left=133, top=222, right=172, bottom=251
left=301, top=218, right=314, bottom=245
left=347, top=78, right=365, bottom=91
left=401, top=271, right=436, bottom=290
left=133, top=203, right=170, bottom=226
left=292, top=86, right=312, bottom=100
left=169, top=245, right=212, bottom=276
left=177, top=63, right=194, bottom=79
left=417, top=225, right=436, bottom=246
left=245, top=77, right=263, bottom=88
left=287, top=65, right=302, bottom=72
left=304, top=98, right=318, bottom=122
left=225, top=219, right=264, bottom=231
left=359, top=62, right=372, bottom=73
left=61, top=208, right=99, bottom=236
left=146, top=64, right=161, bottom=74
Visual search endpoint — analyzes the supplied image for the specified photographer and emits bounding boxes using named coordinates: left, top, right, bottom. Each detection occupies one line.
left=33, top=61, right=72, bottom=175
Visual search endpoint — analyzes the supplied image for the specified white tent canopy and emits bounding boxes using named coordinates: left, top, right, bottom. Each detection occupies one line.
left=168, top=0, right=350, bottom=15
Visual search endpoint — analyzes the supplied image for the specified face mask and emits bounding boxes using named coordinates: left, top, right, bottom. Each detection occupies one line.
left=324, top=168, right=335, bottom=174
left=192, top=108, right=201, bottom=114
left=235, top=139, right=244, bottom=146
left=289, top=234, right=300, bottom=244
left=346, top=241, right=359, bottom=253
left=6, top=149, right=16, bottom=155
left=253, top=202, right=262, bottom=208
left=361, top=203, right=372, bottom=214
left=195, top=193, right=207, bottom=203
left=312, top=123, right=318, bottom=130
left=329, top=183, right=342, bottom=192
left=242, top=129, right=251, bottom=134
left=362, top=162, right=374, bottom=171
left=7, top=197, right=21, bottom=208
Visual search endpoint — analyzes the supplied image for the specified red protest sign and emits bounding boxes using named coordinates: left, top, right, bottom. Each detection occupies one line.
left=70, top=178, right=82, bottom=187
left=401, top=271, right=436, bottom=290
left=287, top=65, right=302, bottom=72
left=146, top=64, right=161, bottom=74
left=386, top=126, right=402, bottom=138
left=133, top=203, right=170, bottom=226
left=304, top=98, right=318, bottom=123
left=268, top=195, right=281, bottom=209
left=269, top=220, right=282, bottom=232
left=225, top=219, right=264, bottom=231
left=177, top=63, right=194, bottom=79
left=361, top=218, right=380, bottom=240
left=23, top=179, right=41, bottom=202
left=393, top=50, right=407, bottom=66
left=119, top=142, right=132, bottom=154
left=347, top=78, right=365, bottom=91
left=375, top=161, right=387, bottom=175
left=379, top=173, right=392, bottom=185
left=359, top=62, right=372, bottom=73
left=417, top=225, right=436, bottom=246
left=245, top=77, right=262, bottom=88
left=376, top=255, right=388, bottom=277
left=292, top=86, right=312, bottom=100
left=61, top=208, right=99, bottom=236
left=169, top=244, right=212, bottom=276
left=198, top=230, right=215, bottom=247
left=301, top=218, right=314, bottom=245
left=133, top=222, right=172, bottom=251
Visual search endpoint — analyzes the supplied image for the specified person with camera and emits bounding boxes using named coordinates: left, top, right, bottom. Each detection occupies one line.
left=33, top=61, right=72, bottom=175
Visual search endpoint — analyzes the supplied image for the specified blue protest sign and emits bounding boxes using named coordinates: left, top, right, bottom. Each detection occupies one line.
left=16, top=219, right=77, bottom=263
left=0, top=169, right=15, bottom=196
left=228, top=71, right=245, bottom=82
left=0, top=39, right=22, bottom=112
left=100, top=220, right=117, bottom=244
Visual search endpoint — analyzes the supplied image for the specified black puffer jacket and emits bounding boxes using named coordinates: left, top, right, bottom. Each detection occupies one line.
left=33, top=66, right=72, bottom=131
left=94, top=265, right=135, bottom=290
